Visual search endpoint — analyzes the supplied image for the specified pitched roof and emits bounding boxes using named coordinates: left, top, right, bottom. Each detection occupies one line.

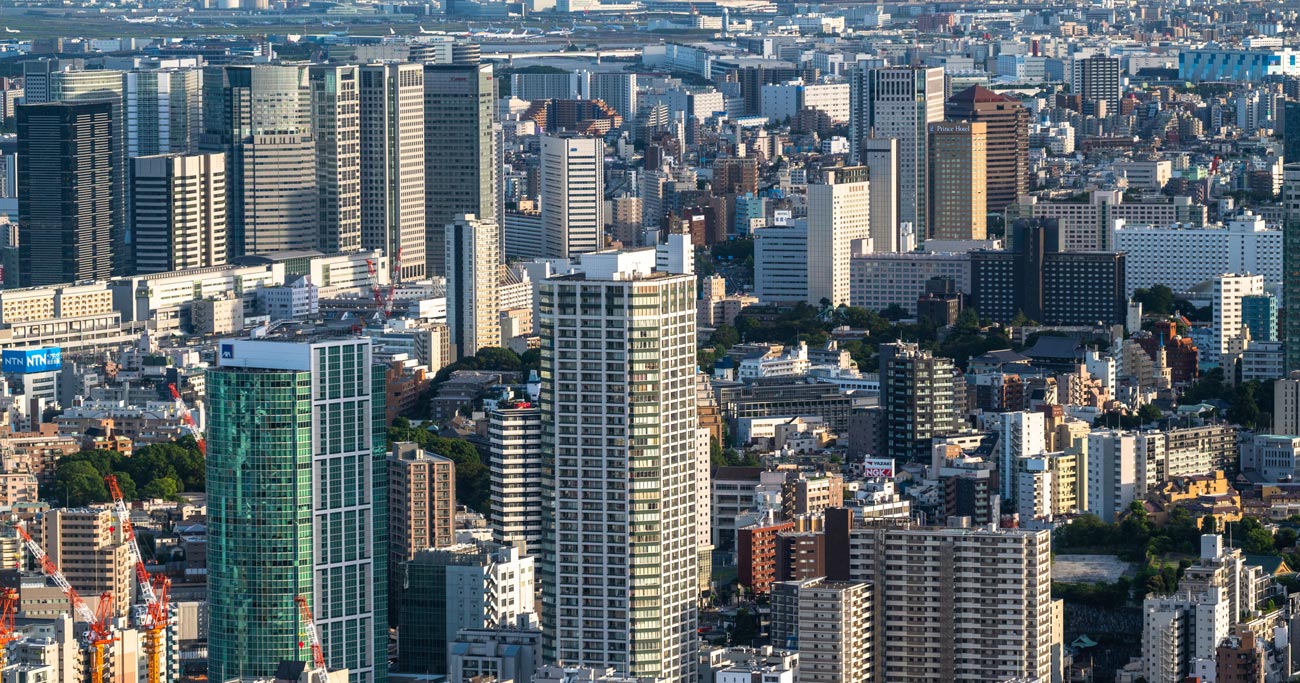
left=949, top=84, right=1014, bottom=104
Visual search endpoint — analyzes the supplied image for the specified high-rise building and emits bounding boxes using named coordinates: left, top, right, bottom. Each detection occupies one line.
left=807, top=166, right=870, bottom=307
left=309, top=65, right=363, bottom=255
left=446, top=214, right=501, bottom=358
left=17, top=102, right=118, bottom=287
left=879, top=342, right=961, bottom=462
left=1273, top=371, right=1300, bottom=435
left=131, top=152, right=227, bottom=274
left=539, top=249, right=698, bottom=681
left=1241, top=293, right=1278, bottom=342
left=424, top=63, right=498, bottom=278
left=201, top=65, right=316, bottom=258
left=488, top=403, right=543, bottom=552
left=753, top=222, right=809, bottom=303
left=999, top=410, right=1047, bottom=501
left=928, top=121, right=987, bottom=241
left=770, top=578, right=873, bottom=683
left=1141, top=587, right=1229, bottom=683
left=397, top=542, right=536, bottom=675
left=1282, top=163, right=1300, bottom=372
left=1085, top=430, right=1140, bottom=523
left=862, top=137, right=899, bottom=253
left=1076, top=55, right=1122, bottom=116
left=1211, top=273, right=1265, bottom=366
left=388, top=440, right=457, bottom=562
left=124, top=68, right=202, bottom=157
left=360, top=63, right=426, bottom=279
left=581, top=71, right=638, bottom=122
left=849, top=66, right=945, bottom=239
left=845, top=520, right=1058, bottom=683
left=945, top=86, right=1029, bottom=212
left=33, top=507, right=132, bottom=619
left=540, top=134, right=606, bottom=258
left=1284, top=101, right=1300, bottom=163
left=207, top=338, right=387, bottom=683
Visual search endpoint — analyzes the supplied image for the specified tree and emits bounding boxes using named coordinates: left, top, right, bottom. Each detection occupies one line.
left=729, top=608, right=761, bottom=646
left=140, top=476, right=182, bottom=501
left=54, top=461, right=108, bottom=506
left=1132, top=285, right=1175, bottom=314
left=880, top=304, right=908, bottom=321
left=1202, top=515, right=1218, bottom=535
left=710, top=324, right=740, bottom=350
left=1137, top=403, right=1164, bottom=424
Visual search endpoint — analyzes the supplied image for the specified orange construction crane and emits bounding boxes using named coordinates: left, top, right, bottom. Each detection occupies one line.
left=15, top=524, right=115, bottom=683
left=295, top=595, right=330, bottom=683
left=106, top=475, right=171, bottom=683
left=0, top=587, right=19, bottom=671
left=167, top=383, right=205, bottom=455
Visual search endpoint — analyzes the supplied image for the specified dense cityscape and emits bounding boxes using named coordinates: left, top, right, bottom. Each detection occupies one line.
left=1, top=0, right=1300, bottom=682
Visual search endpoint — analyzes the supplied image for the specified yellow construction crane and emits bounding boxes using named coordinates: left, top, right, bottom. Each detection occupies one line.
left=106, top=475, right=172, bottom=683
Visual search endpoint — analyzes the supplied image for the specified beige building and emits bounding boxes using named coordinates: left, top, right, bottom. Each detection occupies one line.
left=309, top=65, right=362, bottom=255
left=32, top=507, right=132, bottom=618
left=807, top=166, right=870, bottom=306
left=191, top=293, right=244, bottom=335
left=772, top=578, right=872, bottom=683
left=387, top=440, right=457, bottom=628
left=360, top=63, right=426, bottom=280
left=928, top=120, right=987, bottom=241
left=130, top=152, right=227, bottom=275
left=446, top=214, right=501, bottom=359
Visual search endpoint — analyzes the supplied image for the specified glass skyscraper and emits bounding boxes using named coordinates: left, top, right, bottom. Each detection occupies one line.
left=207, top=338, right=388, bottom=683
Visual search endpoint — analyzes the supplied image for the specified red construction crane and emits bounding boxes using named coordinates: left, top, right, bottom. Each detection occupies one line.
left=295, top=595, right=330, bottom=683
left=106, top=475, right=171, bottom=683
left=167, top=383, right=205, bottom=455
left=0, top=587, right=20, bottom=671
left=15, top=524, right=116, bottom=683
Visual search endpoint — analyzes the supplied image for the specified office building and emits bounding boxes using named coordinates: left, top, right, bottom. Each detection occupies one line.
left=17, top=102, right=118, bottom=287
left=880, top=342, right=961, bottom=462
left=807, top=166, right=870, bottom=306
left=581, top=71, right=638, bottom=122
left=130, top=153, right=227, bottom=274
left=1284, top=101, right=1300, bottom=163
left=770, top=578, right=872, bottom=683
left=970, top=219, right=1126, bottom=325
left=754, top=221, right=809, bottom=304
left=1009, top=190, right=1204, bottom=252
left=33, top=507, right=132, bottom=619
left=1076, top=54, right=1122, bottom=116
left=124, top=68, right=202, bottom=157
left=928, top=121, right=987, bottom=241
left=206, top=338, right=386, bottom=683
left=1274, top=371, right=1300, bottom=436
left=845, top=521, right=1058, bottom=683
left=488, top=404, right=543, bottom=552
left=1113, top=213, right=1281, bottom=297
left=448, top=627, right=543, bottom=683
left=1086, top=430, right=1140, bottom=523
left=1284, top=163, right=1300, bottom=372
left=540, top=134, right=605, bottom=258
left=539, top=250, right=698, bottom=681
left=309, top=65, right=363, bottom=256
left=446, top=214, right=501, bottom=358
left=388, top=441, right=457, bottom=620
left=360, top=63, right=427, bottom=279
left=849, top=251, right=971, bottom=313
left=1241, top=293, right=1278, bottom=342
left=398, top=543, right=536, bottom=675
left=202, top=65, right=316, bottom=257
left=1211, top=273, right=1264, bottom=366
left=849, top=66, right=945, bottom=238
left=945, top=86, right=1029, bottom=212
left=424, top=63, right=498, bottom=277
left=861, top=137, right=899, bottom=252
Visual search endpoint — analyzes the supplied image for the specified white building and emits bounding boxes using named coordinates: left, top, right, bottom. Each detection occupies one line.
left=1241, top=434, right=1300, bottom=481
left=738, top=342, right=811, bottom=381
left=849, top=252, right=970, bottom=313
left=1000, top=411, right=1047, bottom=501
left=446, top=214, right=502, bottom=359
left=359, top=63, right=427, bottom=280
left=755, top=222, right=809, bottom=304
left=1012, top=190, right=1204, bottom=252
left=130, top=152, right=227, bottom=275
left=1086, top=430, right=1139, bottom=522
left=1210, top=273, right=1264, bottom=366
left=487, top=405, right=543, bottom=552
left=807, top=167, right=871, bottom=307
left=540, top=134, right=606, bottom=258
left=539, top=248, right=698, bottom=681
left=1274, top=371, right=1300, bottom=436
left=1113, top=212, right=1282, bottom=296
left=1141, top=587, right=1229, bottom=683
left=759, top=81, right=851, bottom=123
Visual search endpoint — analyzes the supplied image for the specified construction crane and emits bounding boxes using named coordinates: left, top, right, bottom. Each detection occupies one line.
left=0, top=587, right=19, bottom=671
left=15, top=524, right=116, bottom=683
left=295, top=595, right=330, bottom=683
left=167, top=383, right=205, bottom=455
left=364, top=250, right=401, bottom=319
left=106, top=475, right=171, bottom=683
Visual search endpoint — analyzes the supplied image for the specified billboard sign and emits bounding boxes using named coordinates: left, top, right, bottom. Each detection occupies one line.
left=2, top=347, right=62, bottom=374
left=861, top=458, right=895, bottom=478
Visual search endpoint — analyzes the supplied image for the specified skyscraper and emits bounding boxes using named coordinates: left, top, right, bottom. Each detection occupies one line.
left=207, top=338, right=387, bottom=683
left=540, top=250, right=698, bottom=681
left=539, top=134, right=605, bottom=258
left=309, top=65, right=363, bottom=255
left=124, top=68, right=203, bottom=157
left=807, top=166, right=870, bottom=306
left=131, top=152, right=227, bottom=274
left=1284, top=163, right=1300, bottom=372
left=387, top=441, right=456, bottom=622
left=446, top=214, right=501, bottom=358
left=360, top=63, right=426, bottom=279
left=928, top=121, right=987, bottom=241
left=488, top=403, right=543, bottom=552
left=201, top=65, right=316, bottom=257
left=879, top=342, right=961, bottom=462
left=850, top=67, right=945, bottom=239
left=17, top=101, right=118, bottom=287
left=945, top=85, right=1029, bottom=212
left=1076, top=55, right=1122, bottom=117
left=424, top=63, right=498, bottom=277
left=862, top=137, right=899, bottom=253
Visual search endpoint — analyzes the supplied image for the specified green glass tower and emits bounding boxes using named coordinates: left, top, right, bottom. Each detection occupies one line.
left=207, top=338, right=388, bottom=683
